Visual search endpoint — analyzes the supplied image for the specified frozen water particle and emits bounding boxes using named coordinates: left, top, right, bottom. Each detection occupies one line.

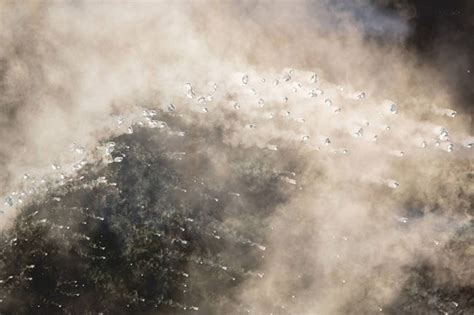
left=390, top=104, right=398, bottom=114
left=142, top=109, right=157, bottom=118
left=4, top=196, right=13, bottom=207
left=354, top=128, right=363, bottom=138
left=397, top=216, right=408, bottom=224
left=357, top=92, right=366, bottom=99
left=387, top=180, right=400, bottom=189
left=51, top=163, right=61, bottom=171
left=281, top=176, right=296, bottom=185
left=439, top=128, right=449, bottom=141
left=242, top=74, right=249, bottom=85
left=309, top=89, right=323, bottom=97
left=149, top=120, right=167, bottom=129
left=167, top=103, right=176, bottom=112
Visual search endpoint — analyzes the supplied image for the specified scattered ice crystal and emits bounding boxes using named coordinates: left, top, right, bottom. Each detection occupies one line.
left=242, top=74, right=249, bottom=85
left=167, top=103, right=176, bottom=112
left=390, top=104, right=398, bottom=114
left=387, top=180, right=400, bottom=189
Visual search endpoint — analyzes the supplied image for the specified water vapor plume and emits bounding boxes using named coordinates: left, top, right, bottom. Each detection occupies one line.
left=0, top=1, right=472, bottom=314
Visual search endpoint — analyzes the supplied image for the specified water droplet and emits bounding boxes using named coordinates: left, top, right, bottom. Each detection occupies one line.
left=282, top=73, right=291, bottom=82
left=354, top=128, right=364, bottom=138
left=447, top=143, right=454, bottom=152
left=324, top=138, right=331, bottom=145
left=390, top=104, right=398, bottom=114
left=114, top=156, right=124, bottom=163
left=325, top=99, right=332, bottom=106
left=242, top=74, right=249, bottom=85
left=281, top=176, right=296, bottom=185
left=267, top=144, right=279, bottom=151
left=149, top=120, right=167, bottom=129
left=4, top=196, right=13, bottom=207
left=357, top=92, right=366, bottom=99
left=51, top=163, right=61, bottom=171
left=233, top=102, right=240, bottom=110
left=387, top=180, right=400, bottom=189
left=397, top=216, right=408, bottom=224
left=142, top=109, right=157, bottom=118
left=309, top=89, right=323, bottom=98
left=439, top=128, right=449, bottom=141
left=258, top=99, right=265, bottom=107
left=197, top=96, right=206, bottom=104
left=302, top=135, right=310, bottom=141
left=310, top=73, right=318, bottom=83
left=167, top=103, right=176, bottom=112
left=127, top=126, right=134, bottom=134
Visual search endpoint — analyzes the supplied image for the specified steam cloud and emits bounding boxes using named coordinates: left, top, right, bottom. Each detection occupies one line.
left=0, top=1, right=472, bottom=314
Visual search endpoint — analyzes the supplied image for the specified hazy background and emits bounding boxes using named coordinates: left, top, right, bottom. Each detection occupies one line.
left=0, top=1, right=472, bottom=314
